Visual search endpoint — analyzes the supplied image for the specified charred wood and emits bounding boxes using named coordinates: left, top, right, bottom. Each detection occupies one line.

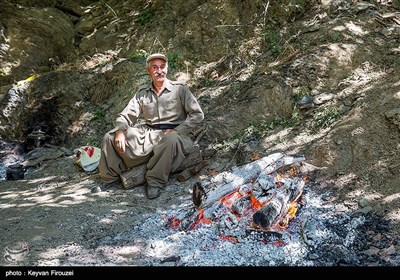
left=192, top=153, right=305, bottom=209
left=253, top=192, right=289, bottom=228
left=231, top=194, right=252, bottom=215
left=192, top=182, right=205, bottom=209
left=252, top=178, right=305, bottom=229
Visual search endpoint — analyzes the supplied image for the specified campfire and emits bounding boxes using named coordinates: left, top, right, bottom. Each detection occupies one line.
left=114, top=152, right=374, bottom=266
left=164, top=153, right=307, bottom=240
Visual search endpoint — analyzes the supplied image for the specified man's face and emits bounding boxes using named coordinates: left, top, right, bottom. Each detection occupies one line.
left=146, top=58, right=168, bottom=83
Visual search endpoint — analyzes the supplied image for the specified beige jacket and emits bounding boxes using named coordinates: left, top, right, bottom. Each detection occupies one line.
left=114, top=79, right=204, bottom=136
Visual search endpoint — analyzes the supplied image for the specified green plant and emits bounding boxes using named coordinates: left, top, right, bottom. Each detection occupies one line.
left=200, top=78, right=214, bottom=87
left=84, top=135, right=101, bottom=147
left=311, top=106, right=340, bottom=130
left=330, top=32, right=343, bottom=43
left=232, top=83, right=241, bottom=93
left=242, top=114, right=300, bottom=139
left=137, top=9, right=154, bottom=25
left=263, top=30, right=284, bottom=57
left=130, top=49, right=148, bottom=60
left=99, top=59, right=110, bottom=67
left=167, top=52, right=179, bottom=69
left=91, top=108, right=106, bottom=122
left=282, top=3, right=305, bottom=22
left=210, top=112, right=301, bottom=162
left=263, top=115, right=294, bottom=134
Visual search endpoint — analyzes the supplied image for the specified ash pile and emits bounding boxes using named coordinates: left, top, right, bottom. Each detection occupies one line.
left=98, top=153, right=398, bottom=266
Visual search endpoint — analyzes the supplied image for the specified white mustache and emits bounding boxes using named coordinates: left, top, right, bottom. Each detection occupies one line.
left=154, top=72, right=166, bottom=77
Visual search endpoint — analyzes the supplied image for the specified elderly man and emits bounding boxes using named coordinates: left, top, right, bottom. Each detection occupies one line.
left=98, top=53, right=204, bottom=199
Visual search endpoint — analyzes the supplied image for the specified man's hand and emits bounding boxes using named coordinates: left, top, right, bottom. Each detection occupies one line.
left=114, top=130, right=127, bottom=153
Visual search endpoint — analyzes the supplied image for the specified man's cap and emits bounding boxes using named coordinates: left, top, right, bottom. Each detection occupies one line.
left=146, top=53, right=168, bottom=63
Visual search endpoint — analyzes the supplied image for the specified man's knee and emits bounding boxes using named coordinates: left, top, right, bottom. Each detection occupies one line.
left=162, top=133, right=180, bottom=146
left=102, top=132, right=114, bottom=146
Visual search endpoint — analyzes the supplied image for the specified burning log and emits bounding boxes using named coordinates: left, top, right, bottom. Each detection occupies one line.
left=192, top=153, right=305, bottom=208
left=231, top=194, right=252, bottom=215
left=252, top=177, right=305, bottom=229
left=253, top=192, right=289, bottom=229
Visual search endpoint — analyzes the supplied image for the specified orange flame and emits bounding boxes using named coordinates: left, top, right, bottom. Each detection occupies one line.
left=170, top=218, right=181, bottom=229
left=276, top=181, right=304, bottom=230
left=289, top=166, right=298, bottom=177
left=190, top=209, right=212, bottom=230
left=272, top=240, right=286, bottom=247
left=220, top=235, right=239, bottom=243
left=249, top=194, right=265, bottom=211
left=275, top=173, right=285, bottom=188
left=220, top=191, right=242, bottom=207
left=251, top=153, right=260, bottom=161
left=188, top=170, right=306, bottom=234
left=163, top=215, right=182, bottom=229
left=277, top=206, right=297, bottom=230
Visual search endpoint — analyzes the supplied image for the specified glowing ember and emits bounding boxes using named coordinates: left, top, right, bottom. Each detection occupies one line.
left=165, top=155, right=308, bottom=249
left=189, top=209, right=212, bottom=230
left=164, top=216, right=181, bottom=229
left=220, top=235, right=239, bottom=243
left=249, top=194, right=265, bottom=210
left=185, top=172, right=306, bottom=234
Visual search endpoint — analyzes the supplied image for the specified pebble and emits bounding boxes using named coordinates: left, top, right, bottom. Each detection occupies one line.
left=91, top=186, right=101, bottom=193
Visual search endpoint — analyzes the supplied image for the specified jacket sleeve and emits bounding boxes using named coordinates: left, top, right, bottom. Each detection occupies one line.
left=175, top=85, right=204, bottom=136
left=113, top=93, right=141, bottom=132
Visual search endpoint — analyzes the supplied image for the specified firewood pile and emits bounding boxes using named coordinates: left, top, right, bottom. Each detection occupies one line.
left=167, top=152, right=307, bottom=233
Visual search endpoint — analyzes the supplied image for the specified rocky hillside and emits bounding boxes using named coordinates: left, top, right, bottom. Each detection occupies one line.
left=0, top=0, right=399, bottom=267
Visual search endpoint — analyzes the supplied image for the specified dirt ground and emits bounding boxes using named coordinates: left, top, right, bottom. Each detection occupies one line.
left=0, top=152, right=200, bottom=266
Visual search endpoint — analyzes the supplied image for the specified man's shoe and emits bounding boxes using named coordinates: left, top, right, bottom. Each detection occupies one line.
left=144, top=184, right=161, bottom=199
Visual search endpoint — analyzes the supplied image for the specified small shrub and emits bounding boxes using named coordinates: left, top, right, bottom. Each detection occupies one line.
left=167, top=52, right=179, bottom=69
left=330, top=32, right=343, bottom=43
left=91, top=108, right=106, bottom=122
left=263, top=30, right=284, bottom=57
left=311, top=106, right=340, bottom=130
left=130, top=49, right=148, bottom=60
left=99, top=59, right=109, bottom=67
left=137, top=9, right=154, bottom=25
